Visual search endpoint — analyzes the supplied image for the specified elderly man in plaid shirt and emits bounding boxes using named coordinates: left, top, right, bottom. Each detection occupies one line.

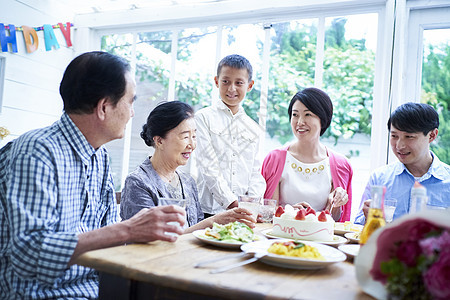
left=0, top=51, right=186, bottom=299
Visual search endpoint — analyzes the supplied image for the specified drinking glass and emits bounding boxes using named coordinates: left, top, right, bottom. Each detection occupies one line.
left=384, top=199, right=397, bottom=223
left=259, top=199, right=277, bottom=223
left=238, top=196, right=261, bottom=221
left=158, top=198, right=187, bottom=236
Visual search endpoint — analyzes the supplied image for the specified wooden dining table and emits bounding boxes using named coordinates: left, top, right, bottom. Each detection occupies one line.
left=75, top=223, right=375, bottom=299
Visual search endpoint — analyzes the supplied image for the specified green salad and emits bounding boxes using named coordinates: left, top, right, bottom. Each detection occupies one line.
left=204, top=222, right=255, bottom=243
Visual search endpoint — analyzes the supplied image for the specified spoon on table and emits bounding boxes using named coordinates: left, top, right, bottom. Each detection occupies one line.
left=209, top=251, right=266, bottom=274
left=195, top=251, right=266, bottom=274
left=194, top=252, right=248, bottom=268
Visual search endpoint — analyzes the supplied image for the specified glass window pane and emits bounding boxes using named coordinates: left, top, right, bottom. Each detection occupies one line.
left=101, top=31, right=173, bottom=190
left=221, top=24, right=265, bottom=124
left=130, top=30, right=173, bottom=178
left=421, top=28, right=450, bottom=164
left=175, top=27, right=217, bottom=109
left=266, top=19, right=317, bottom=152
left=323, top=13, right=378, bottom=218
left=101, top=33, right=134, bottom=190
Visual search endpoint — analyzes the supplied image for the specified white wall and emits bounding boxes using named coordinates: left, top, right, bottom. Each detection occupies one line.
left=0, top=0, right=76, bottom=147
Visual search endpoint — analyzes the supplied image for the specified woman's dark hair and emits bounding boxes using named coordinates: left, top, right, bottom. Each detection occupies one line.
left=288, top=87, right=333, bottom=136
left=60, top=51, right=131, bottom=114
left=141, top=101, right=194, bottom=147
left=388, top=102, right=439, bottom=135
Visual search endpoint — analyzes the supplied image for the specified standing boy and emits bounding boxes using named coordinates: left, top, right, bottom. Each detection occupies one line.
left=195, top=54, right=266, bottom=218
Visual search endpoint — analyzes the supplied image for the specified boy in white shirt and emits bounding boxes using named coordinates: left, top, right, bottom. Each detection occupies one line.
left=195, top=54, right=266, bottom=218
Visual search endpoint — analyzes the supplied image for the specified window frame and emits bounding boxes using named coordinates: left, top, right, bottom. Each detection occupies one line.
left=0, top=56, right=5, bottom=114
left=75, top=0, right=399, bottom=186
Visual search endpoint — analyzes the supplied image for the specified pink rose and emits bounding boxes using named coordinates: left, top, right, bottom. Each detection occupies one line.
left=370, top=219, right=421, bottom=282
left=370, top=219, right=446, bottom=283
left=423, top=251, right=450, bottom=300
left=420, top=231, right=450, bottom=257
left=396, top=240, right=422, bottom=267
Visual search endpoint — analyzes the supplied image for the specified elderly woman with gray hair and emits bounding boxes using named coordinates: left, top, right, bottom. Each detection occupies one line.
left=120, top=101, right=255, bottom=233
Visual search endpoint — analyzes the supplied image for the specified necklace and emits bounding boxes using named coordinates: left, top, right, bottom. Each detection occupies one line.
left=150, top=156, right=177, bottom=183
left=159, top=172, right=177, bottom=183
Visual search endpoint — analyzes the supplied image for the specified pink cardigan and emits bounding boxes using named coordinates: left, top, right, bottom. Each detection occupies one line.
left=261, top=146, right=353, bottom=222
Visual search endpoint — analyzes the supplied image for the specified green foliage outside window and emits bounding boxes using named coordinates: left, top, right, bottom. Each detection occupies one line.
left=248, top=19, right=375, bottom=145
left=422, top=43, right=450, bottom=164
left=101, top=18, right=376, bottom=147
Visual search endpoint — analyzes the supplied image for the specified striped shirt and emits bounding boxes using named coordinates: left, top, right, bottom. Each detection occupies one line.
left=0, top=113, right=118, bottom=299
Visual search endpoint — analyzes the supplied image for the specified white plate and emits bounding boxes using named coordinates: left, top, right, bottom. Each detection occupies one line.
left=344, top=232, right=360, bottom=243
left=192, top=229, right=262, bottom=249
left=241, top=239, right=346, bottom=270
left=338, top=244, right=360, bottom=259
left=260, top=228, right=348, bottom=247
left=334, top=222, right=363, bottom=235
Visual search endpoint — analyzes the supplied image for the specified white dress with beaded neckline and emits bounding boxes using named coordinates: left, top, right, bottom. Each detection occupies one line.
left=279, top=151, right=332, bottom=210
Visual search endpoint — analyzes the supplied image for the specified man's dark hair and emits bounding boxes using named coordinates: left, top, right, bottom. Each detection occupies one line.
left=140, top=101, right=194, bottom=147
left=288, top=87, right=333, bottom=136
left=60, top=51, right=131, bottom=114
left=388, top=102, right=439, bottom=135
left=217, top=54, right=253, bottom=82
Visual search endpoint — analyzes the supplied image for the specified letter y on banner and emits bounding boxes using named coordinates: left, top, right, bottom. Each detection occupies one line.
left=58, top=22, right=72, bottom=47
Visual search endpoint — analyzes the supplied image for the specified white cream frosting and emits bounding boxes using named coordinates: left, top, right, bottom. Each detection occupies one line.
left=272, top=206, right=335, bottom=241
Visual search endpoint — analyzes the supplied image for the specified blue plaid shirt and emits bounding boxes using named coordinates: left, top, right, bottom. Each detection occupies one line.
left=0, top=113, right=118, bottom=299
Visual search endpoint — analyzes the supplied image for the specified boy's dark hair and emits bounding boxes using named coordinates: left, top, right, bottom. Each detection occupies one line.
left=288, top=87, right=333, bottom=136
left=388, top=102, right=439, bottom=135
left=141, top=101, right=194, bottom=147
left=217, top=54, right=253, bottom=81
left=60, top=51, right=131, bottom=114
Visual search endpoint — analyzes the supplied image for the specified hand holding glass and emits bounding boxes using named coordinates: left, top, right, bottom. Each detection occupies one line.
left=158, top=198, right=187, bottom=236
left=238, top=196, right=261, bottom=221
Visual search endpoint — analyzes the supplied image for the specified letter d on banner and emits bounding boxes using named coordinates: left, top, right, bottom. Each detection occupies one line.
left=22, top=26, right=39, bottom=53
left=0, top=23, right=18, bottom=53
left=43, top=24, right=60, bottom=51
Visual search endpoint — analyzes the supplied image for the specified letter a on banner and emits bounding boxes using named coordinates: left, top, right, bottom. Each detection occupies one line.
left=0, top=23, right=18, bottom=53
left=58, top=22, right=72, bottom=47
left=22, top=26, right=39, bottom=53
left=43, top=24, right=60, bottom=51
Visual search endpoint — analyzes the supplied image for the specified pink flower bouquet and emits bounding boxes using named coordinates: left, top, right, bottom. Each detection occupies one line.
left=355, top=210, right=450, bottom=300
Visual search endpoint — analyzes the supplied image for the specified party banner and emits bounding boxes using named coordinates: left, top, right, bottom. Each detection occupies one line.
left=0, top=22, right=73, bottom=53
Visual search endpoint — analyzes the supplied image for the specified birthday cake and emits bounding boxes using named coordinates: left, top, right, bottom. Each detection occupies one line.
left=272, top=205, right=335, bottom=241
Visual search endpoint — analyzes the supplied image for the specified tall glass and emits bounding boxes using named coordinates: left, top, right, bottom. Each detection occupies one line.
left=384, top=199, right=397, bottom=223
left=259, top=199, right=277, bottom=223
left=158, top=198, right=187, bottom=236
left=238, top=196, right=261, bottom=221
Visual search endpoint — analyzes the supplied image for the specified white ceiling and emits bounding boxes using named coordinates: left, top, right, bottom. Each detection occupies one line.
left=57, top=0, right=232, bottom=14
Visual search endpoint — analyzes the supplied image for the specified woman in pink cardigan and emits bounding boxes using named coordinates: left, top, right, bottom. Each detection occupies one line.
left=262, top=88, right=353, bottom=222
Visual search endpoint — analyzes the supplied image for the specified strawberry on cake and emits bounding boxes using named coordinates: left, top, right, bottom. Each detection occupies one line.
left=272, top=204, right=335, bottom=241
